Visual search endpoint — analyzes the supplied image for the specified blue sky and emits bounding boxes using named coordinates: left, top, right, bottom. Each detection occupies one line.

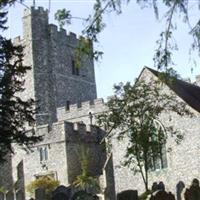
left=4, top=0, right=200, bottom=99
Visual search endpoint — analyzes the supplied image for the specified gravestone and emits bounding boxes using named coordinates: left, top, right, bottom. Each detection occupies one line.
left=184, top=179, right=200, bottom=200
left=35, top=188, right=45, bottom=200
left=52, top=185, right=71, bottom=200
left=150, top=191, right=175, bottom=200
left=176, top=181, right=185, bottom=200
left=71, top=190, right=99, bottom=200
left=117, top=190, right=138, bottom=200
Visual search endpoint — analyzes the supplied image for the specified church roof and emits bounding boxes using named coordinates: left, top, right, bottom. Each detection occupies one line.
left=144, top=67, right=200, bottom=113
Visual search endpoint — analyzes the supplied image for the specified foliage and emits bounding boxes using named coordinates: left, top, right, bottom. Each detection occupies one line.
left=0, top=0, right=41, bottom=161
left=97, top=79, right=192, bottom=191
left=139, top=190, right=151, bottom=200
left=54, top=9, right=72, bottom=28
left=73, top=146, right=100, bottom=192
left=55, top=6, right=103, bottom=68
left=54, top=0, right=200, bottom=72
left=86, top=0, right=200, bottom=70
left=73, top=173, right=99, bottom=192
left=27, top=176, right=59, bottom=199
left=0, top=186, right=5, bottom=194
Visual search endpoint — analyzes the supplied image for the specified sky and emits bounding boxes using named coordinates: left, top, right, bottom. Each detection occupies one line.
left=4, top=0, right=200, bottom=99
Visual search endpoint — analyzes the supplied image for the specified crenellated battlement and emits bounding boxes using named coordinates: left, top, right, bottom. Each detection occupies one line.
left=64, top=121, right=105, bottom=142
left=36, top=121, right=105, bottom=144
left=57, top=98, right=107, bottom=121
left=23, top=6, right=87, bottom=47
left=19, top=5, right=97, bottom=125
left=48, top=24, right=88, bottom=47
left=23, top=6, right=48, bottom=18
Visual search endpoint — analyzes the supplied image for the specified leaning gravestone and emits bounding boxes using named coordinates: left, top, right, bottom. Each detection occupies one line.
left=52, top=185, right=71, bottom=200
left=117, top=190, right=138, bottom=200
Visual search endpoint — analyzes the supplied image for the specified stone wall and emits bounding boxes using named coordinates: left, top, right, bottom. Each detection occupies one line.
left=112, top=68, right=200, bottom=195
left=6, top=6, right=200, bottom=200
left=57, top=98, right=107, bottom=123
left=5, top=121, right=108, bottom=199
left=18, top=7, right=97, bottom=125
left=56, top=68, right=200, bottom=196
left=64, top=122, right=107, bottom=183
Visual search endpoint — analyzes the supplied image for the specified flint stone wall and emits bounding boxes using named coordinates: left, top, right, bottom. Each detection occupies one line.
left=57, top=68, right=200, bottom=196
left=19, top=7, right=97, bottom=125
left=112, top=69, right=200, bottom=194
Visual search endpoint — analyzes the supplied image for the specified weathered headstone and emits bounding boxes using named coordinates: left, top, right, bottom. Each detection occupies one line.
left=35, top=188, right=45, bottom=200
left=71, top=190, right=99, bottom=200
left=117, top=190, right=138, bottom=200
left=184, top=179, right=200, bottom=200
left=176, top=181, right=185, bottom=200
left=52, top=185, right=71, bottom=200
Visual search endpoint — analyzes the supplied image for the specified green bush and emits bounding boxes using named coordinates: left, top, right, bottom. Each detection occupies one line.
left=139, top=190, right=151, bottom=200
left=27, top=176, right=60, bottom=199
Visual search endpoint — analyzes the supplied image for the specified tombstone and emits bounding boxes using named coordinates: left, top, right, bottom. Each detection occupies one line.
left=176, top=181, right=185, bottom=200
left=151, top=182, right=158, bottom=192
left=117, top=190, right=138, bottom=200
left=168, top=192, right=175, bottom=200
left=52, top=185, right=71, bottom=200
left=151, top=190, right=175, bottom=200
left=0, top=192, right=4, bottom=200
left=71, top=190, right=99, bottom=200
left=184, top=178, right=200, bottom=200
left=35, top=188, right=45, bottom=200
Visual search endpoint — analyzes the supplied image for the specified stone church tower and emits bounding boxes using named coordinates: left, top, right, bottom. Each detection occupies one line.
left=19, top=7, right=97, bottom=125
left=2, top=6, right=200, bottom=200
left=0, top=7, right=115, bottom=200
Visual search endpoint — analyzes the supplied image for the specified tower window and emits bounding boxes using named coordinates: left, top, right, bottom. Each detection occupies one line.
left=17, top=160, right=23, bottom=180
left=39, top=146, right=48, bottom=162
left=66, top=100, right=70, bottom=111
left=72, top=59, right=79, bottom=76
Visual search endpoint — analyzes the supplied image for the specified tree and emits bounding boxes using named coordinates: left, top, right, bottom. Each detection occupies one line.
left=97, top=79, right=192, bottom=191
left=55, top=0, right=200, bottom=73
left=0, top=0, right=41, bottom=161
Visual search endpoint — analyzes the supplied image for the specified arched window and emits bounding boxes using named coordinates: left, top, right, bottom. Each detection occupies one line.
left=71, top=59, right=79, bottom=76
left=149, top=119, right=168, bottom=171
left=39, top=146, right=48, bottom=162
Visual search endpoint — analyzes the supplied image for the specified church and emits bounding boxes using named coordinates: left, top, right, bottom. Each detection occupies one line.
left=0, top=6, right=200, bottom=200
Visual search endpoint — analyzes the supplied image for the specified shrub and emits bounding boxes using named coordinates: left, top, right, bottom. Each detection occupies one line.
left=0, top=186, right=5, bottom=194
left=139, top=190, right=151, bottom=200
left=27, top=176, right=60, bottom=199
